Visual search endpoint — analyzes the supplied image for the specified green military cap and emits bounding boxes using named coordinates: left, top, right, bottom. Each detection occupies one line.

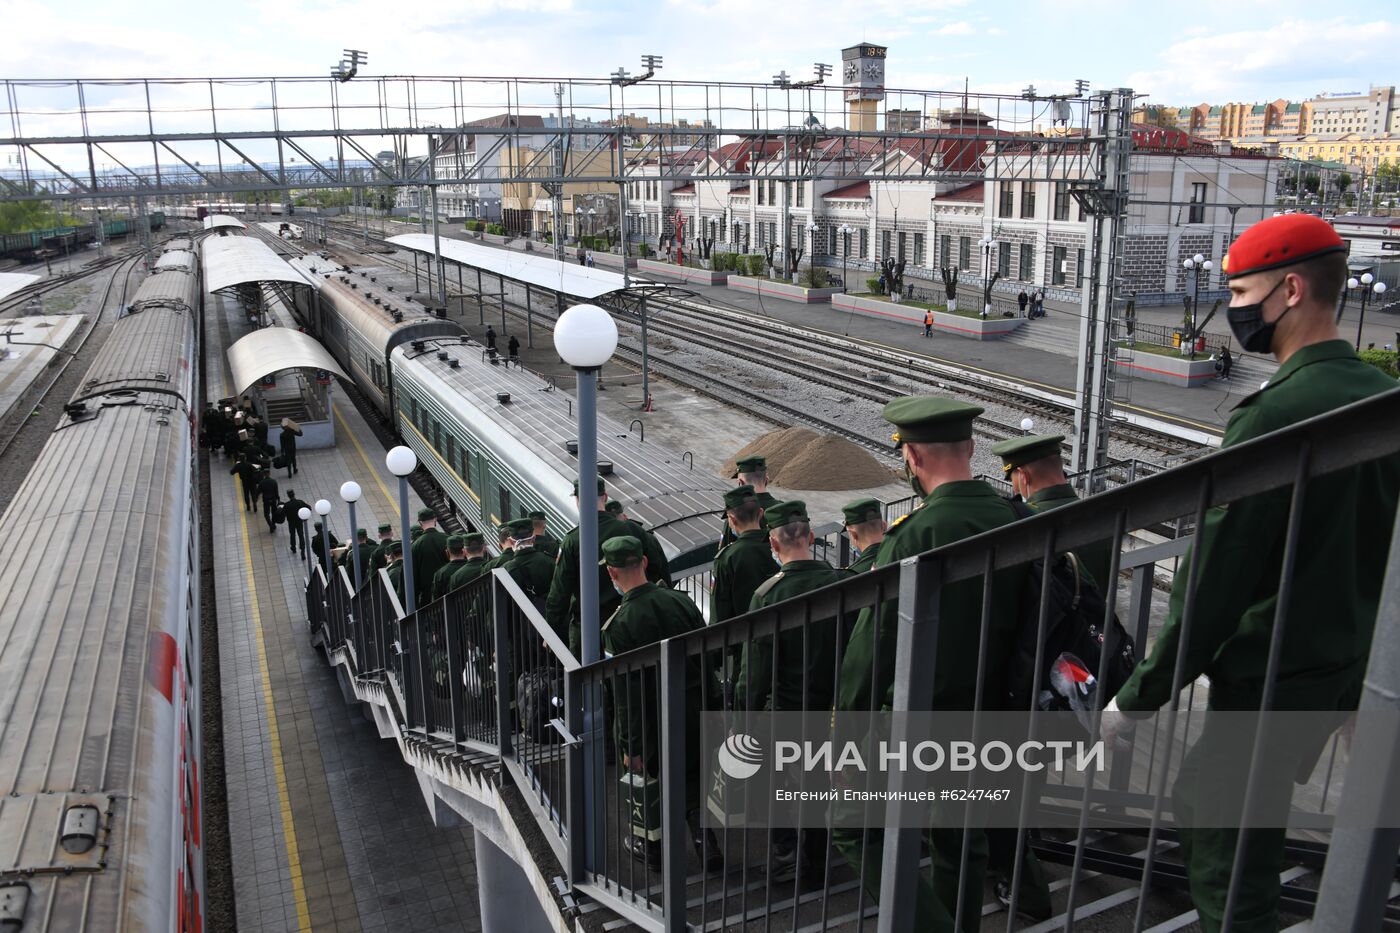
left=356, top=527, right=369, bottom=538
left=507, top=517, right=535, bottom=538
left=417, top=507, right=436, bottom=521
left=528, top=510, right=547, bottom=521
left=386, top=541, right=403, bottom=556
left=604, top=500, right=624, bottom=515
left=572, top=476, right=606, bottom=496
left=600, top=535, right=644, bottom=566
left=410, top=526, right=423, bottom=540
left=732, top=455, right=767, bottom=478
left=378, top=522, right=393, bottom=534
left=883, top=396, right=984, bottom=445
left=723, top=484, right=758, bottom=510
left=841, top=497, right=883, bottom=526
left=764, top=500, right=809, bottom=528
left=464, top=532, right=486, bottom=548
left=989, top=434, right=1066, bottom=473
left=446, top=534, right=465, bottom=550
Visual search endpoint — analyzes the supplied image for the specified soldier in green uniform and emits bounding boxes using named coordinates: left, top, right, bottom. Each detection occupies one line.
left=529, top=510, right=559, bottom=560
left=432, top=535, right=468, bottom=602
left=1100, top=213, right=1400, bottom=933
left=338, top=528, right=379, bottom=590
left=483, top=525, right=514, bottom=572
left=605, top=499, right=627, bottom=520
left=368, top=523, right=396, bottom=573
left=718, top=455, right=779, bottom=549
left=410, top=507, right=450, bottom=607
left=833, top=396, right=1027, bottom=932
left=990, top=432, right=1114, bottom=590
left=382, top=541, right=406, bottom=607
left=599, top=535, right=721, bottom=872
left=710, top=485, right=778, bottom=623
left=840, top=497, right=886, bottom=575
left=448, top=533, right=491, bottom=592
left=545, top=477, right=667, bottom=655
left=504, top=517, right=554, bottom=606
left=614, top=502, right=673, bottom=588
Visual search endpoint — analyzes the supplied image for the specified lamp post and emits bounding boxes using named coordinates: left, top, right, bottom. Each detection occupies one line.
left=1020, top=417, right=1035, bottom=434
left=386, top=446, right=419, bottom=613
left=805, top=220, right=819, bottom=283
left=298, top=507, right=312, bottom=578
left=1347, top=272, right=1386, bottom=351
left=314, top=499, right=332, bottom=575
left=840, top=223, right=853, bottom=293
left=1182, top=253, right=1214, bottom=360
left=340, top=480, right=364, bottom=592
left=979, top=235, right=997, bottom=316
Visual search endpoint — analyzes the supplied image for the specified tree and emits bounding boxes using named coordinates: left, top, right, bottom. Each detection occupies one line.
left=1337, top=172, right=1353, bottom=196
left=1303, top=173, right=1321, bottom=196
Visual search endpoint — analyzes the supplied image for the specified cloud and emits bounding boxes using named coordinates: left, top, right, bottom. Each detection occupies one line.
left=933, top=21, right=975, bottom=36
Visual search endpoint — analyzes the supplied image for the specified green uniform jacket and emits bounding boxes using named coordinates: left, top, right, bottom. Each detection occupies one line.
left=844, top=539, right=882, bottom=575
left=838, top=480, right=1025, bottom=714
left=1116, top=340, right=1400, bottom=713
left=545, top=512, right=667, bottom=652
left=1025, top=484, right=1115, bottom=590
left=625, top=520, right=672, bottom=586
left=368, top=538, right=396, bottom=573
left=385, top=561, right=406, bottom=607
left=432, top=558, right=467, bottom=602
left=602, top=582, right=711, bottom=802
left=448, top=555, right=491, bottom=593
left=484, top=546, right=513, bottom=573
left=710, top=528, right=778, bottom=622
left=718, top=490, right=779, bottom=548
left=506, top=548, right=555, bottom=604
left=411, top=527, right=451, bottom=606
left=738, top=559, right=844, bottom=712
left=535, top=533, right=560, bottom=560
left=339, top=541, right=378, bottom=587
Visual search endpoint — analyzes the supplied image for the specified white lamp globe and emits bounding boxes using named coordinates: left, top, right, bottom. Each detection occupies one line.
left=1020, top=417, right=1035, bottom=432
left=340, top=480, right=362, bottom=503
left=555, top=303, right=619, bottom=369
left=1193, top=253, right=1205, bottom=264
left=1183, top=258, right=1193, bottom=269
left=1348, top=277, right=1360, bottom=289
left=1375, top=281, right=1388, bottom=294
left=314, top=498, right=332, bottom=516
left=1203, top=260, right=1213, bottom=271
left=298, top=507, right=312, bottom=522
left=386, top=445, right=417, bottom=477
left=1361, top=272, right=1374, bottom=285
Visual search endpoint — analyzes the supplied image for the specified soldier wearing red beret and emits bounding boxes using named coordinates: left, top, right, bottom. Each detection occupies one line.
left=1101, top=213, right=1400, bottom=932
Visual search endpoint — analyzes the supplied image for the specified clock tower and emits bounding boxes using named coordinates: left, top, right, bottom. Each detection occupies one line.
left=842, top=43, right=887, bottom=133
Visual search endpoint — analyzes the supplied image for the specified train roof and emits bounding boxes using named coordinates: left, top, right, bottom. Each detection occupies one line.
left=153, top=248, right=196, bottom=271
left=74, top=297, right=197, bottom=408
left=394, top=336, right=732, bottom=563
left=290, top=254, right=464, bottom=350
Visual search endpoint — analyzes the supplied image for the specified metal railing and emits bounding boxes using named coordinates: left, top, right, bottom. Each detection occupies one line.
left=302, top=386, right=1400, bottom=932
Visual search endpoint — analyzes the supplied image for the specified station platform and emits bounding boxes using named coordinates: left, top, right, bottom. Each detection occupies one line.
left=0, top=314, right=84, bottom=424
left=205, top=290, right=484, bottom=932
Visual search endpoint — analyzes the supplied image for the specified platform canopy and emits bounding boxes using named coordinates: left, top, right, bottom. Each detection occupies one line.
left=0, top=272, right=40, bottom=301
left=204, top=214, right=246, bottom=230
left=387, top=232, right=657, bottom=301
left=202, top=235, right=313, bottom=293
left=225, top=326, right=349, bottom=397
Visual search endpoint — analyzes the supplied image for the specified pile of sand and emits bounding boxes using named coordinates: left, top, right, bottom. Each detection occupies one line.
left=723, top=427, right=898, bottom=491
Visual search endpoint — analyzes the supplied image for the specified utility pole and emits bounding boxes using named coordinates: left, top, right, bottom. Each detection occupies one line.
left=551, top=84, right=567, bottom=263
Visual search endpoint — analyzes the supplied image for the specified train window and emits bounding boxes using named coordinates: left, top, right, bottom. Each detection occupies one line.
left=410, top=397, right=420, bottom=427
left=447, top=435, right=456, bottom=473
left=499, top=486, right=511, bottom=523
left=462, top=448, right=473, bottom=489
left=433, top=420, right=441, bottom=451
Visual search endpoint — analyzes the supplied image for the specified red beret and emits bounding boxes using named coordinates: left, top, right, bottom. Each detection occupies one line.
left=1223, top=213, right=1346, bottom=278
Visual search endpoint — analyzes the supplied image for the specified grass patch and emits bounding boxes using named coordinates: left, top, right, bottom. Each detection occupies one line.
left=856, top=293, right=949, bottom=313
left=1127, top=341, right=1204, bottom=359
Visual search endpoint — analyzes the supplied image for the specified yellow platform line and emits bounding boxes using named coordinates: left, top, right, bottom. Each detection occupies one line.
left=233, top=492, right=314, bottom=931
left=332, top=402, right=399, bottom=519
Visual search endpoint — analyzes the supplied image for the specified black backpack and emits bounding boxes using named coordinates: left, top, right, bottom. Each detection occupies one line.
left=1005, top=501, right=1137, bottom=722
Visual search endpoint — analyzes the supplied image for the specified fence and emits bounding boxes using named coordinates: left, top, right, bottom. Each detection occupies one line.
left=303, top=386, right=1400, bottom=932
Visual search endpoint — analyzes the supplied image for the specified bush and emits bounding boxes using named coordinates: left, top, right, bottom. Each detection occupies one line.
left=799, top=266, right=830, bottom=288
left=486, top=223, right=506, bottom=236
left=464, top=220, right=484, bottom=232
left=746, top=254, right=767, bottom=277
left=1359, top=347, right=1399, bottom=378
left=866, top=277, right=883, bottom=295
left=636, top=243, right=652, bottom=258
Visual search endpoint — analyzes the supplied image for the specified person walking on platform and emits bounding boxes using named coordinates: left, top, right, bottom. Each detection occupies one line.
left=1018, top=289, right=1029, bottom=317
left=310, top=523, right=341, bottom=575
left=529, top=510, right=559, bottom=559
left=508, top=334, right=520, bottom=363
left=278, top=418, right=301, bottom=476
left=1100, top=213, right=1400, bottom=933
left=504, top=518, right=554, bottom=608
left=485, top=325, right=497, bottom=353
left=840, top=498, right=886, bottom=575
left=410, top=508, right=449, bottom=606
left=923, top=310, right=934, bottom=338
left=598, top=535, right=721, bottom=872
left=337, top=528, right=377, bottom=587
left=432, top=535, right=468, bottom=602
left=448, top=533, right=491, bottom=593
left=710, top=485, right=777, bottom=623
left=833, top=397, right=1027, bottom=931
left=368, top=523, right=396, bottom=573
left=610, top=503, right=672, bottom=586
left=230, top=457, right=261, bottom=512
left=251, top=414, right=269, bottom=451
left=203, top=405, right=224, bottom=453
left=258, top=471, right=280, bottom=533
left=283, top=490, right=311, bottom=557
left=1218, top=344, right=1233, bottom=380
left=1033, top=289, right=1045, bottom=317
left=719, top=455, right=778, bottom=549
left=484, top=525, right=514, bottom=572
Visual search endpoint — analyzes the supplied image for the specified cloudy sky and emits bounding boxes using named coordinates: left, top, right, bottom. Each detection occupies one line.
left=2, top=0, right=1392, bottom=106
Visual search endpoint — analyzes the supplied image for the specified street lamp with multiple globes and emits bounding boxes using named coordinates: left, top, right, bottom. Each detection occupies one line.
left=340, top=480, right=364, bottom=592
left=1182, top=253, right=1214, bottom=360
left=298, top=507, right=313, bottom=577
left=839, top=223, right=854, bottom=293
left=1346, top=272, right=1387, bottom=351
left=979, top=235, right=998, bottom=317
left=386, top=445, right=419, bottom=613
left=314, top=499, right=333, bottom=575
left=805, top=220, right=819, bottom=279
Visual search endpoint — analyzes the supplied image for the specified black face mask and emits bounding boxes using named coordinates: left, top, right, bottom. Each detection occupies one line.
left=902, top=456, right=926, bottom=498
left=1226, top=277, right=1289, bottom=354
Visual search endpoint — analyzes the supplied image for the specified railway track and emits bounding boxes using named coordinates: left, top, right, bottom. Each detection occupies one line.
left=0, top=251, right=132, bottom=315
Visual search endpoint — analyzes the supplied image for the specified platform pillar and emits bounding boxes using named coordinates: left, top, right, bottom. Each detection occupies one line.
left=474, top=834, right=551, bottom=933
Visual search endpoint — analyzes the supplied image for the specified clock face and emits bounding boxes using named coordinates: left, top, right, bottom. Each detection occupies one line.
left=844, top=61, right=858, bottom=82
left=864, top=61, right=884, bottom=82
